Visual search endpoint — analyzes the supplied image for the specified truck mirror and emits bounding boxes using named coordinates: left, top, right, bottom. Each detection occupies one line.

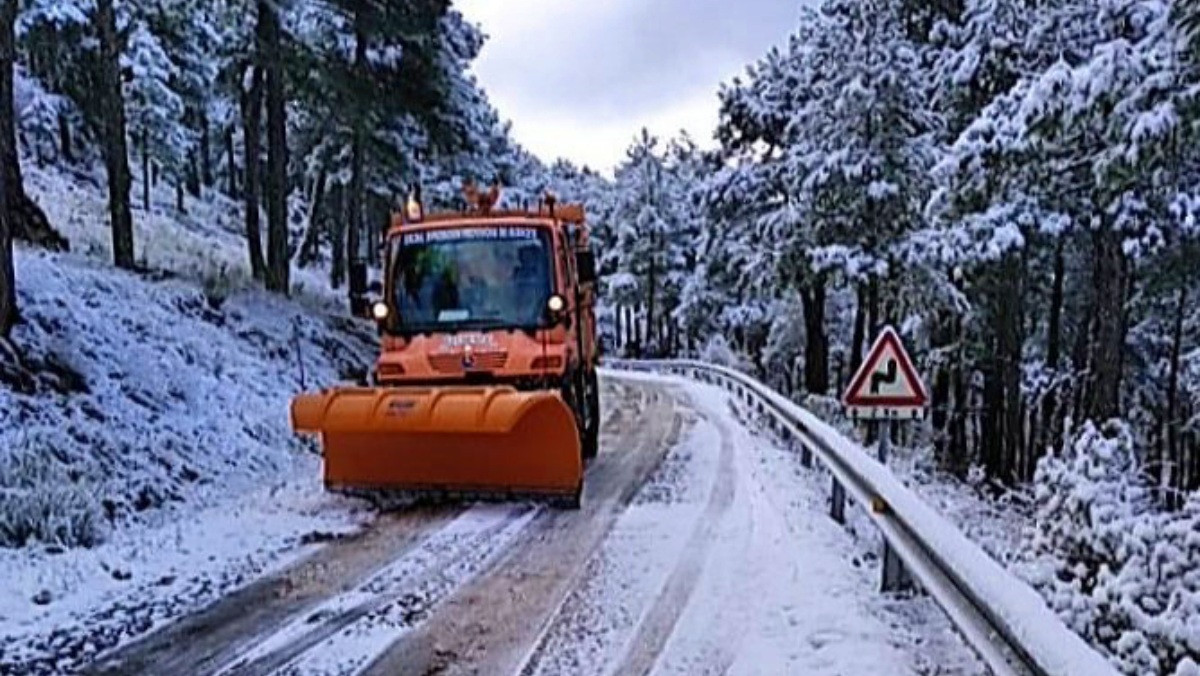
left=576, top=250, right=597, bottom=283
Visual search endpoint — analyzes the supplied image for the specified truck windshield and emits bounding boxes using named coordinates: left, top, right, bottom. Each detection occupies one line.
left=390, top=225, right=554, bottom=333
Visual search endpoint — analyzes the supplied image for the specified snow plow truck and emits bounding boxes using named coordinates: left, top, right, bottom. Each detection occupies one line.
left=290, top=182, right=601, bottom=509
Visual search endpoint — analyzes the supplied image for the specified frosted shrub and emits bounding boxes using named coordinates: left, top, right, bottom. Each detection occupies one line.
left=1021, top=420, right=1200, bottom=674
left=700, top=334, right=743, bottom=369
left=0, top=444, right=106, bottom=549
left=200, top=259, right=251, bottom=309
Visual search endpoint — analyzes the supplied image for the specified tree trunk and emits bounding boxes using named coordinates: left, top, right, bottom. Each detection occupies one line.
left=1034, top=238, right=1067, bottom=476
left=95, top=0, right=134, bottom=269
left=57, top=109, right=72, bottom=164
left=950, top=360, right=968, bottom=476
left=1085, top=227, right=1125, bottom=421
left=141, top=131, right=150, bottom=212
left=932, top=364, right=951, bottom=466
left=646, top=249, right=657, bottom=350
left=330, top=182, right=345, bottom=288
left=0, top=0, right=64, bottom=253
left=930, top=284, right=955, bottom=470
left=998, top=255, right=1024, bottom=485
left=867, top=278, right=880, bottom=335
left=981, top=357, right=1004, bottom=482
left=225, top=125, right=238, bottom=198
left=801, top=278, right=829, bottom=394
left=1, top=0, right=23, bottom=334
left=0, top=203, right=10, bottom=336
left=176, top=180, right=185, bottom=215
left=849, top=283, right=867, bottom=382
left=1047, top=238, right=1065, bottom=368
left=260, top=0, right=289, bottom=295
left=615, top=303, right=624, bottom=352
left=240, top=64, right=266, bottom=281
left=297, top=166, right=328, bottom=267
left=1164, top=284, right=1186, bottom=502
left=0, top=0, right=9, bottom=334
left=200, top=107, right=212, bottom=189
left=346, top=10, right=368, bottom=304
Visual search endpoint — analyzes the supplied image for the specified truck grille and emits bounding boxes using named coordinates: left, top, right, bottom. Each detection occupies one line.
left=428, top=352, right=508, bottom=373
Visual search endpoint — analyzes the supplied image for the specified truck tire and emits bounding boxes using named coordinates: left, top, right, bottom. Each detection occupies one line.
left=549, top=483, right=582, bottom=510
left=560, top=372, right=588, bottom=458
left=581, top=370, right=600, bottom=460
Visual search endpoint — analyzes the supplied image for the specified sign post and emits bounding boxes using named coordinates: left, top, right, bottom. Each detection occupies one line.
left=840, top=326, right=929, bottom=594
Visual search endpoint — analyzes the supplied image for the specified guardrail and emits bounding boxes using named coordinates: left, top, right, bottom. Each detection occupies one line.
left=603, top=358, right=1119, bottom=676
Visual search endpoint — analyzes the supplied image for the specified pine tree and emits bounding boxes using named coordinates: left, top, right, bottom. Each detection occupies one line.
left=123, top=20, right=186, bottom=212
left=0, top=0, right=65, bottom=252
left=258, top=0, right=288, bottom=294
left=94, top=0, right=136, bottom=269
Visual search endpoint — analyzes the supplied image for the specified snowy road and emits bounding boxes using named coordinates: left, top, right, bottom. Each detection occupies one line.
left=68, top=373, right=982, bottom=675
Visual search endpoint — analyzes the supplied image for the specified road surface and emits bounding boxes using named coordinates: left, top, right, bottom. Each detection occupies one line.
left=79, top=372, right=982, bottom=676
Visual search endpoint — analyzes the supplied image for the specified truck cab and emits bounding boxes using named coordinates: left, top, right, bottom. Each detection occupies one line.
left=366, top=187, right=601, bottom=458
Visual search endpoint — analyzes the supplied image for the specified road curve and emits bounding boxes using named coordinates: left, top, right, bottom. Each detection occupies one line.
left=83, top=373, right=982, bottom=676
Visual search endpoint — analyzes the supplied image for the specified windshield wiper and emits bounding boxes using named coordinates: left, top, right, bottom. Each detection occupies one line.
left=395, top=318, right=546, bottom=336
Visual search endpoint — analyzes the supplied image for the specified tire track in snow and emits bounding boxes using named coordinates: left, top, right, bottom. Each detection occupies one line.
left=356, top=380, right=688, bottom=676
left=264, top=505, right=540, bottom=676
left=83, top=506, right=465, bottom=676
left=609, top=410, right=738, bottom=676
left=648, top=385, right=931, bottom=675
left=80, top=379, right=643, bottom=676
left=212, top=504, right=535, bottom=676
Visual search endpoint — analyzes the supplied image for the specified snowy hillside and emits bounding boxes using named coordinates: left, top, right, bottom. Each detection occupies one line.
left=0, top=166, right=383, bottom=672
left=4, top=163, right=380, bottom=545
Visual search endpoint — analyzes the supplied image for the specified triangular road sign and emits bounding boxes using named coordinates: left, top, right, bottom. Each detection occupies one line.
left=842, top=326, right=928, bottom=420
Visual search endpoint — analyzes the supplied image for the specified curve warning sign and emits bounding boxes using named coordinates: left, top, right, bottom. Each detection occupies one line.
left=842, top=326, right=928, bottom=420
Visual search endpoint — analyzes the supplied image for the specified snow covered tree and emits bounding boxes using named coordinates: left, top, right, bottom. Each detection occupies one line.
left=294, top=0, right=454, bottom=305
left=258, top=0, right=288, bottom=294
left=706, top=0, right=935, bottom=391
left=0, top=0, right=65, bottom=252
left=605, top=128, right=705, bottom=355
left=123, top=20, right=186, bottom=212
left=95, top=0, right=135, bottom=269
left=140, top=0, right=223, bottom=203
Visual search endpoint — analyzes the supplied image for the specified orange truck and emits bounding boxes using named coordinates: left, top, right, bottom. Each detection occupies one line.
left=290, top=183, right=601, bottom=509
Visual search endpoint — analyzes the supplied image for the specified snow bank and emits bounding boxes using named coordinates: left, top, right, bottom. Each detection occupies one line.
left=2, top=248, right=376, bottom=548
left=0, top=481, right=371, bottom=674
left=612, top=360, right=1121, bottom=676
left=1020, top=420, right=1200, bottom=676
left=0, top=164, right=381, bottom=672
left=2, top=163, right=379, bottom=551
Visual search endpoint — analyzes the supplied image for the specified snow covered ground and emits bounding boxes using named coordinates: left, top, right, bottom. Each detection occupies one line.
left=0, top=165, right=381, bottom=673
left=520, top=373, right=984, bottom=676
left=0, top=163, right=994, bottom=675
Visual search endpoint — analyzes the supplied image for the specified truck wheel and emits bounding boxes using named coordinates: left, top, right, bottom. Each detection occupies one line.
left=560, top=373, right=589, bottom=459
left=550, top=482, right=582, bottom=510
left=581, top=370, right=600, bottom=460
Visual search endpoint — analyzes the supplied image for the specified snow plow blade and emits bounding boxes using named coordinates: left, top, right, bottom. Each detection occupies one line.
left=290, top=386, right=582, bottom=505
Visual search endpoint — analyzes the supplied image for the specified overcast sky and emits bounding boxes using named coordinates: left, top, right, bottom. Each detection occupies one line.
left=453, top=0, right=801, bottom=176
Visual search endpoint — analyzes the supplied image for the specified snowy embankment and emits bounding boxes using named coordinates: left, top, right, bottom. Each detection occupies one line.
left=526, top=370, right=985, bottom=676
left=731, top=386, right=1196, bottom=676
left=0, top=165, right=379, bottom=672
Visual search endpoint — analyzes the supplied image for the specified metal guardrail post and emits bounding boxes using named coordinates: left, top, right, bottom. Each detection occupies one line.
left=881, top=540, right=913, bottom=593
left=830, top=477, right=846, bottom=524
left=876, top=421, right=915, bottom=593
